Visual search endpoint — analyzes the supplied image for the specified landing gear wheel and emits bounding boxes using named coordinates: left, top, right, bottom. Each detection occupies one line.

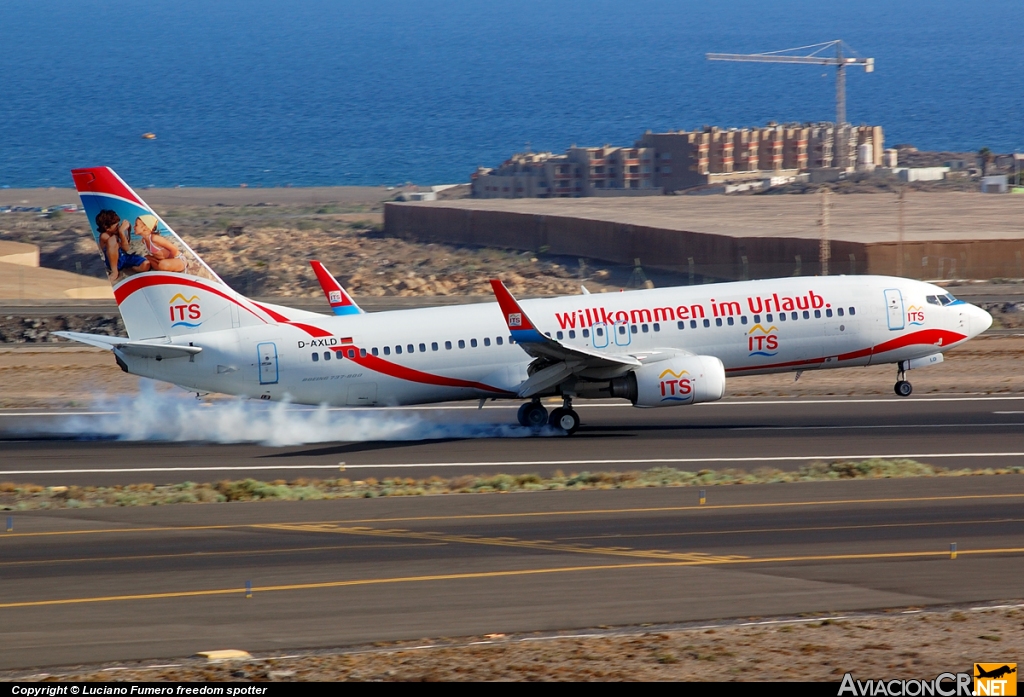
left=894, top=380, right=913, bottom=397
left=548, top=407, right=580, bottom=435
left=518, top=401, right=548, bottom=429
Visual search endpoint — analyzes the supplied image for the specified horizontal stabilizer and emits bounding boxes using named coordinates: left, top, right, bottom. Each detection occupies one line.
left=55, top=331, right=202, bottom=359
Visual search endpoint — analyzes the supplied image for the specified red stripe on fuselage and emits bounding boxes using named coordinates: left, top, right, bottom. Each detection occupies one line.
left=347, top=349, right=509, bottom=395
left=727, top=328, right=967, bottom=374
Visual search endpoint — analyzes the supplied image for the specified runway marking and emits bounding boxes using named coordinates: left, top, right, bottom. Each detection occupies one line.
left=256, top=523, right=749, bottom=564
left=336, top=452, right=1024, bottom=470
left=557, top=517, right=1024, bottom=542
left=732, top=423, right=1024, bottom=431
left=5, top=492, right=1024, bottom=540
left=0, top=541, right=447, bottom=567
left=6, top=448, right=1024, bottom=474
left=3, top=546, right=1024, bottom=610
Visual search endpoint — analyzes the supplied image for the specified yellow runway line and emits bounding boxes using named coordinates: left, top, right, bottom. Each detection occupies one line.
left=2, top=546, right=1023, bottom=610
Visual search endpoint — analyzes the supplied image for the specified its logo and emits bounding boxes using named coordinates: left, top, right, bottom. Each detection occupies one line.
left=328, top=290, right=342, bottom=304
left=747, top=323, right=779, bottom=357
left=169, top=293, right=202, bottom=328
left=508, top=313, right=522, bottom=327
left=908, top=305, right=925, bottom=326
left=658, top=368, right=692, bottom=402
left=975, top=664, right=1017, bottom=696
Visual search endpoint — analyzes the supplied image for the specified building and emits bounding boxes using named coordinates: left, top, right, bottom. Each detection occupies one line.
left=472, top=123, right=884, bottom=197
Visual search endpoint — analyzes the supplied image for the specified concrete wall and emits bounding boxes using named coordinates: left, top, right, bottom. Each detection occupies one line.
left=386, top=202, right=1024, bottom=281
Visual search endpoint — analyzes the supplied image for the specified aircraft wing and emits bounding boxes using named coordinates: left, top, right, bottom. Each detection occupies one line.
left=54, top=331, right=202, bottom=359
left=489, top=280, right=641, bottom=397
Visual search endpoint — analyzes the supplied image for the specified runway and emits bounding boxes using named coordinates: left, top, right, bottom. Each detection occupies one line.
left=1, top=476, right=1022, bottom=670
left=2, top=396, right=1024, bottom=485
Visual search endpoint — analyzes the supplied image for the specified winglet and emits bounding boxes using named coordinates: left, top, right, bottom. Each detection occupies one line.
left=489, top=279, right=546, bottom=343
left=310, top=261, right=363, bottom=315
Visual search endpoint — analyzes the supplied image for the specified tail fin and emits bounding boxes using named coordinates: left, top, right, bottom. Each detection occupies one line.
left=72, top=167, right=293, bottom=340
left=310, top=260, right=364, bottom=315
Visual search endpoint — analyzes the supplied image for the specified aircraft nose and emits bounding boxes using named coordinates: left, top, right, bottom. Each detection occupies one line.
left=969, top=303, right=993, bottom=337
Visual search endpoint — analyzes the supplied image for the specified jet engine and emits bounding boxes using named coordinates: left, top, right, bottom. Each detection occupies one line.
left=607, top=355, right=726, bottom=407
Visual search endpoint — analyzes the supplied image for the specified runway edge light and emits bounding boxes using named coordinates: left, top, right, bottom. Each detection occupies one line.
left=950, top=542, right=957, bottom=560
left=6, top=516, right=11, bottom=532
left=699, top=489, right=706, bottom=505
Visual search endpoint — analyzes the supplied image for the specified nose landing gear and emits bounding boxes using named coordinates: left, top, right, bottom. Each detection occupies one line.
left=894, top=363, right=913, bottom=397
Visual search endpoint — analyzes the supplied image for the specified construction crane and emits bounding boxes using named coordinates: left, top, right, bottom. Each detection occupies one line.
left=706, top=40, right=873, bottom=127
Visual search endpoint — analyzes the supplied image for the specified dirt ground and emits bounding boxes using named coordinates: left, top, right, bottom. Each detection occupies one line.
left=11, top=604, right=1021, bottom=682
left=1, top=335, right=1022, bottom=409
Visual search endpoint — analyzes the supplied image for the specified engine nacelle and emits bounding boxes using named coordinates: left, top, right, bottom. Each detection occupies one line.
left=609, top=355, right=726, bottom=407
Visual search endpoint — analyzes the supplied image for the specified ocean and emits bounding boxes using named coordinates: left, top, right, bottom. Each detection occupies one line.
left=1, top=0, right=1021, bottom=188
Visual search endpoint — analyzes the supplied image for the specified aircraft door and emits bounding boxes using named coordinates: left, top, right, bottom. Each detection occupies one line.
left=257, top=342, right=279, bottom=384
left=884, top=289, right=905, bottom=330
left=592, top=322, right=609, bottom=348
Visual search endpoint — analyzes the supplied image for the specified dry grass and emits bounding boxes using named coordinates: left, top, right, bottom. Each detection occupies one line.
left=2, top=459, right=1021, bottom=511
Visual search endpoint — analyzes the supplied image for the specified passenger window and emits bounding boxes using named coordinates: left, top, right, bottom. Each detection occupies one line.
left=715, top=318, right=723, bottom=327
left=372, top=347, right=379, bottom=356
left=619, top=326, right=626, bottom=335
left=677, top=321, right=685, bottom=330
left=509, top=336, right=515, bottom=344
left=431, top=342, right=438, bottom=351
left=445, top=341, right=452, bottom=350
left=484, top=337, right=491, bottom=346
left=766, top=314, right=773, bottom=322
left=791, top=312, right=798, bottom=320
left=826, top=309, right=833, bottom=318
left=753, top=314, right=761, bottom=323
left=471, top=339, right=478, bottom=348
left=641, top=324, right=649, bottom=333
left=581, top=329, right=589, bottom=338
left=596, top=327, right=604, bottom=336
left=458, top=340, right=465, bottom=349
left=653, top=323, right=660, bottom=332
left=849, top=307, right=856, bottom=315
left=556, top=331, right=563, bottom=340
left=803, top=310, right=810, bottom=319
left=497, top=337, right=504, bottom=345
left=348, top=348, right=355, bottom=358
left=568, top=330, right=575, bottom=339
left=630, top=325, right=638, bottom=334
left=703, top=319, right=710, bottom=328
left=360, top=349, right=366, bottom=358
left=814, top=310, right=821, bottom=318
left=837, top=308, right=844, bottom=317
left=395, top=345, right=402, bottom=354
left=690, top=320, right=697, bottom=328
left=740, top=316, right=748, bottom=325
left=324, top=351, right=331, bottom=360
left=779, top=313, right=786, bottom=322
left=727, top=317, right=734, bottom=326
left=405, top=344, right=412, bottom=353
left=383, top=346, right=391, bottom=355
left=312, top=352, right=319, bottom=362
left=334, top=350, right=343, bottom=359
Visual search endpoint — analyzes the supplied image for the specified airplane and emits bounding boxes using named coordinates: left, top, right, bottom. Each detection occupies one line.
left=56, top=167, right=993, bottom=434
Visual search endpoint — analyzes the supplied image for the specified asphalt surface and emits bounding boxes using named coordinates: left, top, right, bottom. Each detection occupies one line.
left=3, top=396, right=1024, bottom=485
left=1, top=476, right=1022, bottom=670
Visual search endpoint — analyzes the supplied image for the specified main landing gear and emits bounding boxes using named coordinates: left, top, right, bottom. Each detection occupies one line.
left=894, top=364, right=913, bottom=397
left=517, top=397, right=580, bottom=434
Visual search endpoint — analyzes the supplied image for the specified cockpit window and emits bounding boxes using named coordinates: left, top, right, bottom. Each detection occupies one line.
left=926, top=295, right=940, bottom=306
left=927, top=293, right=959, bottom=306
left=939, top=293, right=957, bottom=306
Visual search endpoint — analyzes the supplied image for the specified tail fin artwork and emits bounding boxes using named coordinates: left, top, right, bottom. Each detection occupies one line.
left=310, top=260, right=364, bottom=315
left=71, top=167, right=309, bottom=340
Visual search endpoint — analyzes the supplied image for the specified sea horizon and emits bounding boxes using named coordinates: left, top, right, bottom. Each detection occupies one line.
left=1, top=0, right=1022, bottom=189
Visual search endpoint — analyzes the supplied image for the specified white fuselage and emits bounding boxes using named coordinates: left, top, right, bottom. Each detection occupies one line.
left=116, top=275, right=990, bottom=407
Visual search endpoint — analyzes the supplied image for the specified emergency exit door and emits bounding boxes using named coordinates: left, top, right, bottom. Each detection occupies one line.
left=884, top=289, right=905, bottom=330
left=257, top=342, right=279, bottom=384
